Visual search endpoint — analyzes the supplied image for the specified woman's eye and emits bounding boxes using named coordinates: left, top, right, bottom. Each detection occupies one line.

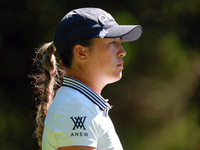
left=111, top=41, right=117, bottom=45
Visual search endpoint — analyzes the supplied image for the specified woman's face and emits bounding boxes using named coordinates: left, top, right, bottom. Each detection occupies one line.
left=87, top=37, right=126, bottom=84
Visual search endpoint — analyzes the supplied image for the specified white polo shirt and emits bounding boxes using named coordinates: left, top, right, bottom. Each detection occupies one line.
left=42, top=76, right=123, bottom=150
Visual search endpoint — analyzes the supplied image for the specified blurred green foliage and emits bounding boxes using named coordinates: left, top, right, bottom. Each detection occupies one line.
left=1, top=0, right=200, bottom=149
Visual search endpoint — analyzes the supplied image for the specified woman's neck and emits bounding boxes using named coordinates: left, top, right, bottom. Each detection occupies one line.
left=66, top=69, right=106, bottom=95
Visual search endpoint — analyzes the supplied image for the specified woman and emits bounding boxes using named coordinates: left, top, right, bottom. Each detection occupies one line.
left=32, top=7, right=142, bottom=150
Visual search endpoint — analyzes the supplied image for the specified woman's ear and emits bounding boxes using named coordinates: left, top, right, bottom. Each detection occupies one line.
left=73, top=44, right=89, bottom=62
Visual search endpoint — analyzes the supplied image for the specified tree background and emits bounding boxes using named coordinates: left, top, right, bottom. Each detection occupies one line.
left=1, top=0, right=200, bottom=149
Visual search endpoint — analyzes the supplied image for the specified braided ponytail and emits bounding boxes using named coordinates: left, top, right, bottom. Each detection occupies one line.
left=30, top=38, right=93, bottom=149
left=31, top=42, right=61, bottom=149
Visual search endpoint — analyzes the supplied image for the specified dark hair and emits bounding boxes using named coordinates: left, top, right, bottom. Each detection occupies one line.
left=31, top=37, right=93, bottom=149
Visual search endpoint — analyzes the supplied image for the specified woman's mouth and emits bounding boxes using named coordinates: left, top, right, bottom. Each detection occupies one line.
left=117, top=62, right=124, bottom=67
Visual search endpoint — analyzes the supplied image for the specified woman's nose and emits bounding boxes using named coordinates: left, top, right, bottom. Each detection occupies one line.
left=117, top=45, right=126, bottom=58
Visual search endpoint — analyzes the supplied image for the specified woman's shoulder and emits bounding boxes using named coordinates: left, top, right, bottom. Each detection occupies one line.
left=49, top=86, right=100, bottom=116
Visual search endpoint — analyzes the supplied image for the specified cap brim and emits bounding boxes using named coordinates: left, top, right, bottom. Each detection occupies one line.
left=106, top=25, right=143, bottom=42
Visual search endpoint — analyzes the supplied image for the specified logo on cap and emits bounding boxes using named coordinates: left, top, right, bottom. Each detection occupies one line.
left=98, top=13, right=114, bottom=25
left=99, top=29, right=108, bottom=38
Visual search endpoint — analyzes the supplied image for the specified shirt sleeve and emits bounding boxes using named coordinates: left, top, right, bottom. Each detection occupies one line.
left=52, top=100, right=99, bottom=148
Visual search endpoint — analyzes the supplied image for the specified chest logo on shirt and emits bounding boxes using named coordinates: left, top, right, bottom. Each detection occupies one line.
left=70, top=116, right=87, bottom=130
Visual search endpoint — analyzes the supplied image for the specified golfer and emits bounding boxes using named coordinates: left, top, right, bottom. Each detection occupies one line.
left=32, top=7, right=142, bottom=150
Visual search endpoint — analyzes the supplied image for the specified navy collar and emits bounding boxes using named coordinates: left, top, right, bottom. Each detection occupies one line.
left=62, top=76, right=112, bottom=113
